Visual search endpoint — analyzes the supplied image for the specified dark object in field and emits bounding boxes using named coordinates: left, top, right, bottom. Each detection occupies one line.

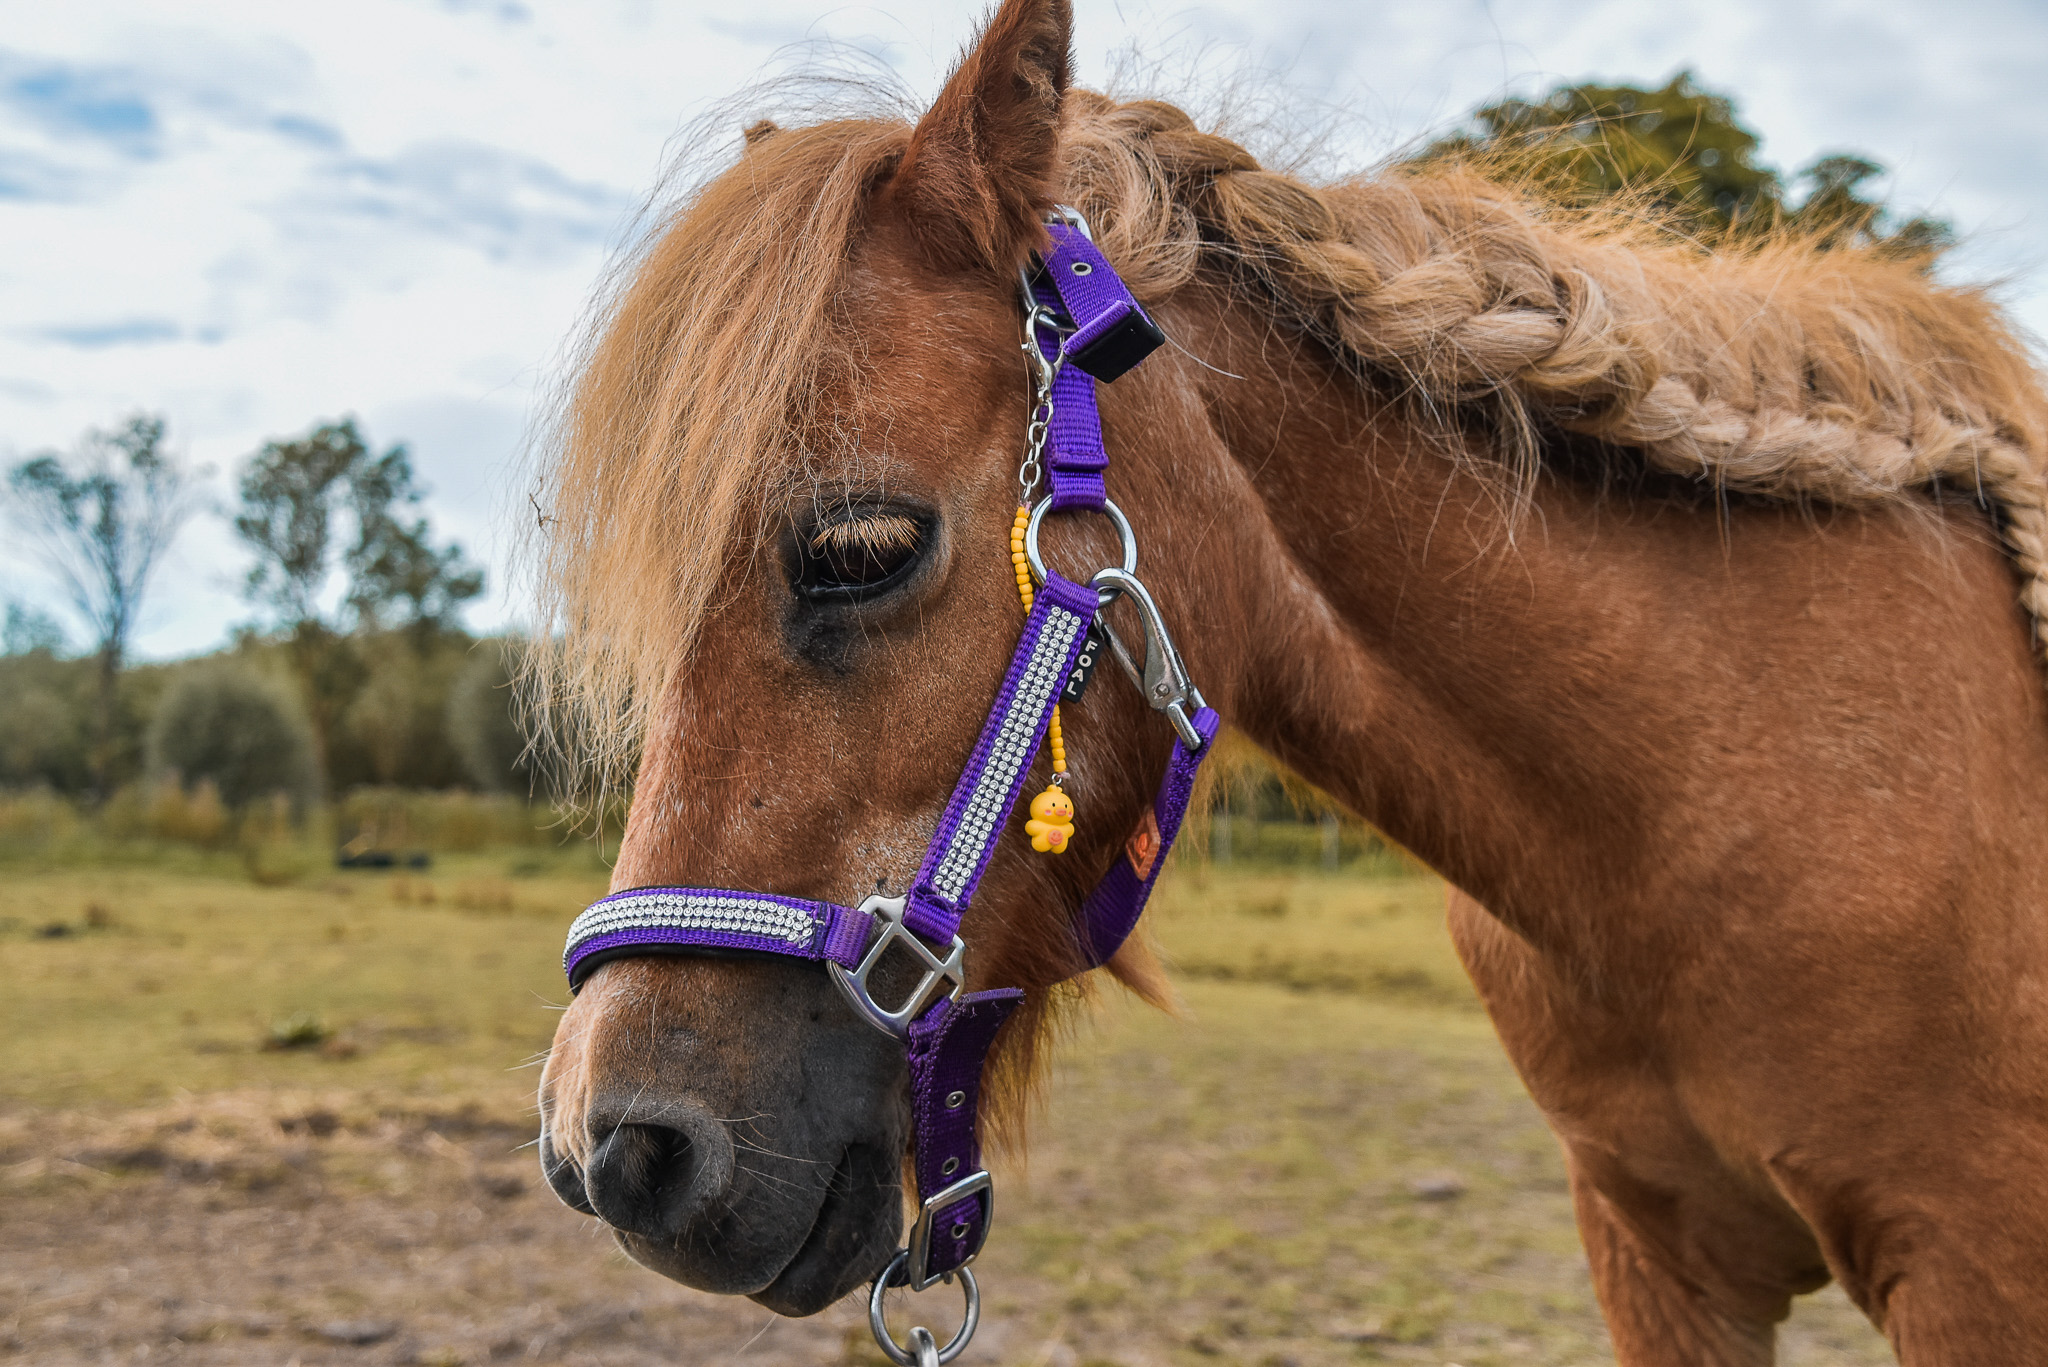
left=334, top=848, right=431, bottom=869
left=264, top=1012, right=329, bottom=1051
left=278, top=1109, right=341, bottom=1138
left=81, top=1146, right=169, bottom=1173
left=1409, top=1174, right=1466, bottom=1202
left=336, top=814, right=431, bottom=869
left=35, top=921, right=72, bottom=938
left=314, top=1320, right=398, bottom=1346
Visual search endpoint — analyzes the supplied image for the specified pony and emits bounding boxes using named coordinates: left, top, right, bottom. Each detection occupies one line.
left=529, top=0, right=2048, bottom=1360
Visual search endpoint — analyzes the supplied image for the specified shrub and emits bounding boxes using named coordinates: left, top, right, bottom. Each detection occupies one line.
left=147, top=661, right=320, bottom=809
left=0, top=654, right=91, bottom=791
left=146, top=777, right=230, bottom=846
left=446, top=639, right=531, bottom=794
left=345, top=646, right=425, bottom=786
left=0, top=788, right=84, bottom=857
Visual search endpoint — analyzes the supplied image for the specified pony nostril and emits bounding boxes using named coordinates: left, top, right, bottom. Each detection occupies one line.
left=582, top=1113, right=735, bottom=1241
left=539, top=1129, right=596, bottom=1215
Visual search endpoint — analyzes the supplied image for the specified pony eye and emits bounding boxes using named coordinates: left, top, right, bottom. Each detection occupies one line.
left=793, top=513, right=928, bottom=601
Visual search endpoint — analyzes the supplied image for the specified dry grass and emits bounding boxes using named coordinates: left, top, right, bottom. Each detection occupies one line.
left=1149, top=868, right=1474, bottom=1007
left=0, top=860, right=601, bottom=1109
left=0, top=860, right=1893, bottom=1365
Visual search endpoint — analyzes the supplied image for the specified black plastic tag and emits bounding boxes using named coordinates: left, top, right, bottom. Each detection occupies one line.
left=1067, top=306, right=1167, bottom=383
left=1064, top=627, right=1106, bottom=703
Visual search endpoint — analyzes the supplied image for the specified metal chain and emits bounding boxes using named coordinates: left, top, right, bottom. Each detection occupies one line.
left=1018, top=388, right=1052, bottom=503
left=1017, top=290, right=1069, bottom=503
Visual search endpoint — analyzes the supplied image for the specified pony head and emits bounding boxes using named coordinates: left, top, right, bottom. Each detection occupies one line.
left=531, top=0, right=1191, bottom=1313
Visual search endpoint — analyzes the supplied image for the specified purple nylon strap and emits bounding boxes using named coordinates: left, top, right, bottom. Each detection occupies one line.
left=904, top=571, right=1101, bottom=943
left=563, top=888, right=869, bottom=990
left=899, top=704, right=1217, bottom=1283
left=1077, top=705, right=1221, bottom=967
left=1031, top=222, right=1164, bottom=512
left=1036, top=223, right=1165, bottom=384
left=905, top=989, right=1021, bottom=1280
left=1042, top=361, right=1108, bottom=511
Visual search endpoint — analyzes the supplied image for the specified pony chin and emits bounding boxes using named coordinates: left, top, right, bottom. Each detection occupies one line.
left=612, top=1145, right=905, bottom=1316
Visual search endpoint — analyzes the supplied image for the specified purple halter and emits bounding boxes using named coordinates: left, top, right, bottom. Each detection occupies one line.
left=560, top=212, right=1215, bottom=1365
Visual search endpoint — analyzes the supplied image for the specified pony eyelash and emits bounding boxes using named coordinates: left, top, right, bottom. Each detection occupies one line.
left=808, top=513, right=922, bottom=556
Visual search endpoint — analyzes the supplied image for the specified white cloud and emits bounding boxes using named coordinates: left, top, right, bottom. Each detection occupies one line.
left=2, top=0, right=2042, bottom=659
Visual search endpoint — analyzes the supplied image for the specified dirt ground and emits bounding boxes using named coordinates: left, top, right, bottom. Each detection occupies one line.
left=0, top=867, right=1896, bottom=1366
left=0, top=1096, right=864, bottom=1366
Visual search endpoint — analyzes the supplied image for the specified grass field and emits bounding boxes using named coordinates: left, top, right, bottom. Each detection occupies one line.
left=0, top=852, right=1895, bottom=1365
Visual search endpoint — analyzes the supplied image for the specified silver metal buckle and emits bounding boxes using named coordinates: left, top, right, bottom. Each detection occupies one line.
left=1048, top=202, right=1093, bottom=238
left=828, top=894, right=967, bottom=1039
left=903, top=1169, right=995, bottom=1292
left=1091, top=566, right=1209, bottom=750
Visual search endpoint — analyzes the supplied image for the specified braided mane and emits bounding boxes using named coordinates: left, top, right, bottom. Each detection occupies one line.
left=530, top=91, right=2048, bottom=798
left=1058, top=92, right=2048, bottom=649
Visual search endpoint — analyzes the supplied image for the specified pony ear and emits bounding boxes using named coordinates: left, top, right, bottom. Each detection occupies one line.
left=884, top=0, right=1072, bottom=273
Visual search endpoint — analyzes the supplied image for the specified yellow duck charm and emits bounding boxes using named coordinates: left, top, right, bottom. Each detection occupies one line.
left=1025, top=786, right=1076, bottom=853
left=1012, top=505, right=1080, bottom=854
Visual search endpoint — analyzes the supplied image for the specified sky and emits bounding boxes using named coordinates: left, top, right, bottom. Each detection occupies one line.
left=4, top=0, right=2044, bottom=660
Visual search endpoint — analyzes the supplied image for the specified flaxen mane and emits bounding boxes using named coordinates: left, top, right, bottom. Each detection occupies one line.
left=1055, top=92, right=2048, bottom=611
left=529, top=90, right=2048, bottom=788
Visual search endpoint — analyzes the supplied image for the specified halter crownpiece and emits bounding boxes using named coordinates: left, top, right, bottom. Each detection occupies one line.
left=558, top=208, right=1214, bottom=1365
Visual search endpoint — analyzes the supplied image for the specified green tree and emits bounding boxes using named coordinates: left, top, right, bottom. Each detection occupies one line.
left=1418, top=73, right=1951, bottom=255
left=233, top=418, right=485, bottom=780
left=235, top=420, right=365, bottom=627
left=234, top=418, right=483, bottom=634
left=0, top=651, right=91, bottom=791
left=233, top=419, right=369, bottom=776
left=3, top=599, right=67, bottom=656
left=7, top=415, right=200, bottom=799
left=345, top=444, right=485, bottom=632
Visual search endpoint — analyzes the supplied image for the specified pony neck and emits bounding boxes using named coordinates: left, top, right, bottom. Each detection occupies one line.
left=1174, top=293, right=1716, bottom=940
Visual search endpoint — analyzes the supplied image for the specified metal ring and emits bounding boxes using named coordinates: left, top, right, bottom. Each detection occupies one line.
left=1025, top=498, right=1137, bottom=607
left=868, top=1251, right=980, bottom=1367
